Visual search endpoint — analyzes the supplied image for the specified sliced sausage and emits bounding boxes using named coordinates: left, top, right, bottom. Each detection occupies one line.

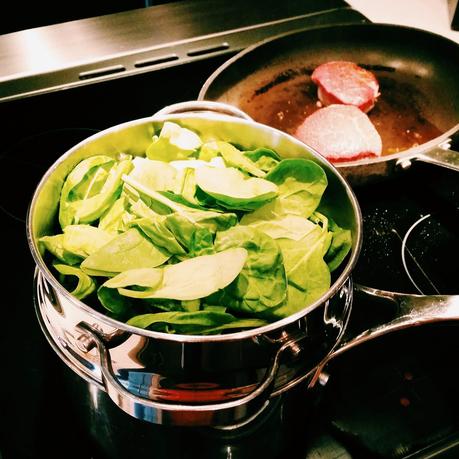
left=311, top=61, right=379, bottom=113
left=294, top=104, right=382, bottom=163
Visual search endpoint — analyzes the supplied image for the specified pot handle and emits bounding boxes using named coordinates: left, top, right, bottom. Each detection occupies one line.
left=76, top=321, right=305, bottom=427
left=309, top=284, right=459, bottom=387
left=397, top=139, right=459, bottom=172
left=152, top=100, right=253, bottom=121
left=334, top=284, right=459, bottom=357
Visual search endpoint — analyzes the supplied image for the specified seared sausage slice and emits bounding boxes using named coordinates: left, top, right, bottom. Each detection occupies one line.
left=311, top=61, right=379, bottom=113
left=294, top=104, right=382, bottom=163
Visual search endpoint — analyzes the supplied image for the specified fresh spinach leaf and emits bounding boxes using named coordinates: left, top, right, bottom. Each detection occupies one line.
left=243, top=147, right=281, bottom=173
left=108, top=247, right=248, bottom=301
left=53, top=263, right=96, bottom=300
left=266, top=158, right=327, bottom=218
left=324, top=217, right=352, bottom=272
left=39, top=234, right=83, bottom=265
left=62, top=224, right=115, bottom=258
left=81, top=227, right=170, bottom=276
left=213, top=226, right=287, bottom=313
left=207, top=141, right=266, bottom=177
left=146, top=122, right=202, bottom=161
left=127, top=310, right=237, bottom=332
left=59, top=157, right=133, bottom=228
left=127, top=310, right=268, bottom=335
left=98, top=196, right=134, bottom=233
left=97, top=285, right=134, bottom=316
left=103, top=267, right=163, bottom=289
left=195, top=166, right=278, bottom=211
left=128, top=157, right=176, bottom=191
left=243, top=214, right=318, bottom=241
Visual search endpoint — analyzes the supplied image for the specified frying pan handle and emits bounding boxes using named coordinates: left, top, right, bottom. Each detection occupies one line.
left=75, top=321, right=304, bottom=427
left=397, top=140, right=459, bottom=173
left=152, top=100, right=253, bottom=121
left=309, top=284, right=459, bottom=387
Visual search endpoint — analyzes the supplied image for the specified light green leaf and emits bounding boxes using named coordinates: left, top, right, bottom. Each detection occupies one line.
left=59, top=155, right=115, bottom=228
left=116, top=247, right=248, bottom=301
left=199, top=318, right=269, bottom=334
left=243, top=214, right=318, bottom=241
left=207, top=141, right=266, bottom=177
left=39, top=234, right=82, bottom=265
left=81, top=227, right=170, bottom=276
left=98, top=196, right=134, bottom=233
left=243, top=147, right=281, bottom=173
left=146, top=122, right=202, bottom=161
left=277, top=230, right=330, bottom=290
left=244, top=147, right=281, bottom=162
left=172, top=167, right=199, bottom=204
left=127, top=310, right=267, bottom=334
left=169, top=157, right=225, bottom=171
left=267, top=232, right=331, bottom=319
left=53, top=263, right=96, bottom=300
left=131, top=217, right=186, bottom=255
left=181, top=299, right=201, bottom=312
left=60, top=158, right=133, bottom=228
left=124, top=173, right=238, bottom=230
left=195, top=166, right=278, bottom=211
left=128, top=157, right=176, bottom=191
left=240, top=158, right=328, bottom=225
left=62, top=224, right=115, bottom=258
left=103, top=267, right=163, bottom=289
left=265, top=158, right=327, bottom=218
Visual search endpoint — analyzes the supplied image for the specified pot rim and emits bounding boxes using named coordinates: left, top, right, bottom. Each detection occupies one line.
left=26, top=112, right=362, bottom=343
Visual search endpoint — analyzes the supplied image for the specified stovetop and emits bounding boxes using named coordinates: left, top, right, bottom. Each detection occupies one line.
left=1, top=3, right=458, bottom=458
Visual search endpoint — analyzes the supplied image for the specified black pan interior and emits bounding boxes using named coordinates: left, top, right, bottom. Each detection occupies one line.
left=200, top=23, right=459, bottom=154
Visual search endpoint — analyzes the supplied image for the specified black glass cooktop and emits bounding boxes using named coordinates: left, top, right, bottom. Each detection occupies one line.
left=1, top=7, right=459, bottom=459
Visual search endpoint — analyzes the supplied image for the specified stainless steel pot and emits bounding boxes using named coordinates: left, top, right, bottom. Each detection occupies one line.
left=27, top=101, right=459, bottom=428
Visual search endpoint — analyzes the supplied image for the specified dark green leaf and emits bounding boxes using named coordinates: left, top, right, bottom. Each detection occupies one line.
left=213, top=226, right=287, bottom=313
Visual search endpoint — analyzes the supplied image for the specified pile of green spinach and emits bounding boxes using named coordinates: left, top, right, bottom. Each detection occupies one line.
left=40, top=121, right=352, bottom=335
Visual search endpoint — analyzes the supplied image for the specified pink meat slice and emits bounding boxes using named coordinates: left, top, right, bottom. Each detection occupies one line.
left=311, top=61, right=379, bottom=113
left=294, top=104, right=382, bottom=163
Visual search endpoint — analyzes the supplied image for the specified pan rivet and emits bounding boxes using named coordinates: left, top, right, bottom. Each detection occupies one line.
left=287, top=341, right=302, bottom=357
left=398, top=159, right=413, bottom=170
left=76, top=333, right=96, bottom=353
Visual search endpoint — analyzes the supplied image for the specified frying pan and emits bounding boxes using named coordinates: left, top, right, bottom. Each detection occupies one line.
left=198, top=23, right=459, bottom=185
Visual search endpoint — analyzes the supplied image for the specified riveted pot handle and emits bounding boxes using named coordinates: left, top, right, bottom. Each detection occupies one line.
left=334, top=284, right=459, bottom=358
left=152, top=100, right=253, bottom=121
left=76, top=321, right=305, bottom=427
left=309, top=284, right=459, bottom=387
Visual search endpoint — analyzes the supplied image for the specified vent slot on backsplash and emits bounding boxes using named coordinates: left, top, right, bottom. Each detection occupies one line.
left=187, top=42, right=230, bottom=57
left=134, top=54, right=179, bottom=68
left=79, top=65, right=126, bottom=80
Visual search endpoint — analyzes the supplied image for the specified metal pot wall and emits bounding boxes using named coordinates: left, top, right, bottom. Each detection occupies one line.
left=59, top=359, right=319, bottom=459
